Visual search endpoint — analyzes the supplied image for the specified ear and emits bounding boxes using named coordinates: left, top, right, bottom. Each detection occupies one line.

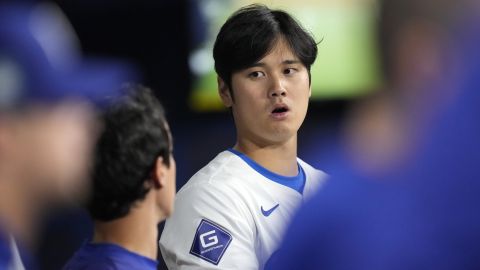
left=217, top=76, right=233, bottom=107
left=152, top=157, right=167, bottom=189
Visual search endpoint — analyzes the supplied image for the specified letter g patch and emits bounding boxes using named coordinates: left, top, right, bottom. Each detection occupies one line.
left=190, top=219, right=232, bottom=265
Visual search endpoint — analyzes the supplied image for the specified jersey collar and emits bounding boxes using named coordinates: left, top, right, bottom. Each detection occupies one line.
left=228, top=148, right=306, bottom=194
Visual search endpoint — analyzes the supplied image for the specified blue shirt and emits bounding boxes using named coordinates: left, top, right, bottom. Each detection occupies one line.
left=63, top=242, right=158, bottom=270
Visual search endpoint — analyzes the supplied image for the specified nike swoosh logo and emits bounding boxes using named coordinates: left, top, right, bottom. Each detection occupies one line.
left=261, top=204, right=280, bottom=217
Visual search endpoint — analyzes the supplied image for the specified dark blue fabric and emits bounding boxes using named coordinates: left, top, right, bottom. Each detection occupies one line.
left=0, top=2, right=136, bottom=108
left=0, top=229, right=11, bottom=270
left=63, top=242, right=158, bottom=270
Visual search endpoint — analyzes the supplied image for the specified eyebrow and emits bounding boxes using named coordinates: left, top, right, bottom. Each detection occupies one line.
left=248, top=59, right=301, bottom=68
left=282, top=60, right=301, bottom=65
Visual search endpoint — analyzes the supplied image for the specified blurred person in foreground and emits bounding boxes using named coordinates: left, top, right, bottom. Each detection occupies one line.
left=342, top=0, right=468, bottom=177
left=63, top=85, right=176, bottom=270
left=0, top=2, right=132, bottom=269
left=160, top=4, right=327, bottom=270
left=266, top=0, right=480, bottom=269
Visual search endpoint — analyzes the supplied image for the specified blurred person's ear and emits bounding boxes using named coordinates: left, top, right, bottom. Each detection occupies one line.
left=218, top=76, right=233, bottom=107
left=152, top=155, right=176, bottom=218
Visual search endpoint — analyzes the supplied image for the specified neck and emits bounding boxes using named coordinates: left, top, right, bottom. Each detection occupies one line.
left=92, top=191, right=162, bottom=261
left=234, top=134, right=298, bottom=176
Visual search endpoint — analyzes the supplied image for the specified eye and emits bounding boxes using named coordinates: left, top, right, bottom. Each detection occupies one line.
left=248, top=71, right=265, bottom=78
left=283, top=68, right=297, bottom=75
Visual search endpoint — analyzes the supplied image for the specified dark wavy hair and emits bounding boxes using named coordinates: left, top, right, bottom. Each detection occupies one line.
left=213, top=4, right=318, bottom=94
left=87, top=84, right=171, bottom=221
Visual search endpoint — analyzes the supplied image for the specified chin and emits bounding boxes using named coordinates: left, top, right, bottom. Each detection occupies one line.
left=263, top=129, right=296, bottom=144
left=270, top=121, right=297, bottom=134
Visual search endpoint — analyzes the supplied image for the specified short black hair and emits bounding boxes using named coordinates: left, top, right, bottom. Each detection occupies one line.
left=87, top=84, right=171, bottom=222
left=213, top=4, right=318, bottom=92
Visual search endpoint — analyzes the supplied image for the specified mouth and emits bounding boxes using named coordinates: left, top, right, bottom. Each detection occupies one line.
left=270, top=104, right=290, bottom=119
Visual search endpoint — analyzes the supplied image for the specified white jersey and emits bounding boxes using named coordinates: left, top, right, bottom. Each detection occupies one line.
left=160, top=149, right=327, bottom=270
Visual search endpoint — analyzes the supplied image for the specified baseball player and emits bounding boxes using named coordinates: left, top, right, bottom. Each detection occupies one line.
left=160, top=4, right=327, bottom=269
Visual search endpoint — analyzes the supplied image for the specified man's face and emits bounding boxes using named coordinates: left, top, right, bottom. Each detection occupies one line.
left=222, top=38, right=311, bottom=145
left=7, top=101, right=98, bottom=203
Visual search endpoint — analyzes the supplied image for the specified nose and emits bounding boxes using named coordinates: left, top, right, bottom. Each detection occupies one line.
left=268, top=75, right=287, bottom=98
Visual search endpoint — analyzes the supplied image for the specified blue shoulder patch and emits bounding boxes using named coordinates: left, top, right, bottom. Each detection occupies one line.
left=189, top=219, right=232, bottom=265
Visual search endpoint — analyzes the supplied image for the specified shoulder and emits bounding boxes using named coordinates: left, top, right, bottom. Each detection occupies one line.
left=297, top=158, right=328, bottom=198
left=160, top=152, right=257, bottom=232
left=164, top=151, right=254, bottom=235
left=64, top=244, right=157, bottom=270
left=177, top=150, right=252, bottom=198
left=172, top=171, right=252, bottom=224
left=63, top=254, right=117, bottom=270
